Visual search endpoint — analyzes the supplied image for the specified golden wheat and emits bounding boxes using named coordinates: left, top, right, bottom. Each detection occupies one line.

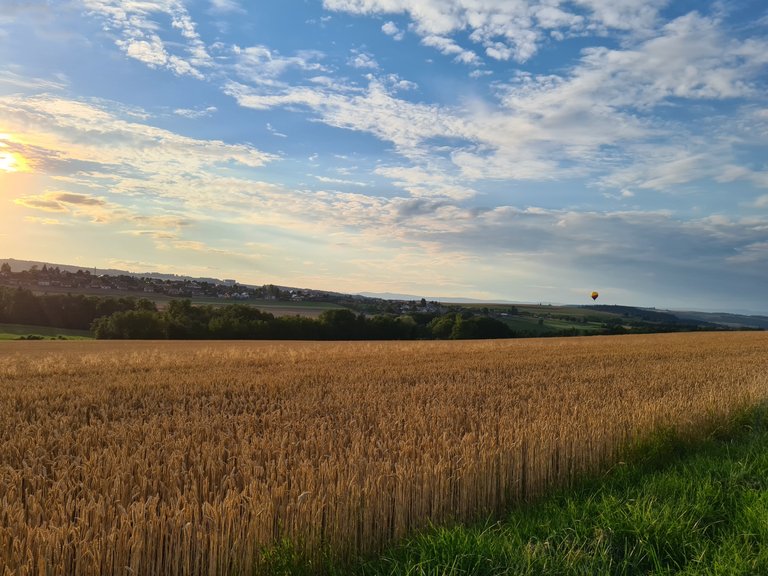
left=1, top=332, right=767, bottom=575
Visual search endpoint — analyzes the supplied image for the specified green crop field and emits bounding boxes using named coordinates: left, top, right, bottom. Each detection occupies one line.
left=0, top=322, right=93, bottom=340
left=21, top=284, right=347, bottom=318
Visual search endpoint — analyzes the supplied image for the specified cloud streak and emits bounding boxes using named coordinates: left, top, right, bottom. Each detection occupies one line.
left=322, top=0, right=669, bottom=62
left=83, top=0, right=214, bottom=78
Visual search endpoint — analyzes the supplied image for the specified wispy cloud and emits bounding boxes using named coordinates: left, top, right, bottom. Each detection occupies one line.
left=4, top=1, right=768, bottom=310
left=173, top=106, right=217, bottom=119
left=314, top=175, right=370, bottom=187
left=421, top=35, right=480, bottom=65
left=82, top=0, right=213, bottom=79
left=348, top=50, right=379, bottom=69
left=24, top=216, right=65, bottom=226
left=266, top=123, right=288, bottom=138
left=323, top=0, right=668, bottom=62
left=0, top=70, right=66, bottom=91
left=15, top=191, right=114, bottom=222
left=1, top=93, right=279, bottom=243
left=209, top=0, right=243, bottom=13
left=0, top=94, right=276, bottom=175
left=233, top=45, right=326, bottom=85
left=222, top=10, right=768, bottom=200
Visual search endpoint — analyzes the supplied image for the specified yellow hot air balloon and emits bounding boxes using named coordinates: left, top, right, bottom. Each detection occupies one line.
left=591, top=291, right=599, bottom=301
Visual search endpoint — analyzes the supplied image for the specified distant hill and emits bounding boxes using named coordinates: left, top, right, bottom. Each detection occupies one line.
left=668, top=310, right=768, bottom=330
left=3, top=257, right=766, bottom=329
left=583, top=304, right=768, bottom=330
left=358, top=292, right=525, bottom=304
left=0, top=258, right=233, bottom=286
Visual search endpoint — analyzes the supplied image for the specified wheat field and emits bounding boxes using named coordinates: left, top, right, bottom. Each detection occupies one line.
left=1, top=332, right=767, bottom=575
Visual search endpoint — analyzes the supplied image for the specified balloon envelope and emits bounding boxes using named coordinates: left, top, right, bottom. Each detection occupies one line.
left=591, top=291, right=599, bottom=301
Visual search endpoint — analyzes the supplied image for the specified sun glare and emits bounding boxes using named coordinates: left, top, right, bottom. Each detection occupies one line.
left=0, top=150, right=30, bottom=173
left=0, top=135, right=31, bottom=173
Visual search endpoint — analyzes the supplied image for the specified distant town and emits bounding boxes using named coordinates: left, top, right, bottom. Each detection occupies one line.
left=0, top=259, right=447, bottom=317
left=1, top=260, right=342, bottom=302
left=2, top=259, right=767, bottom=335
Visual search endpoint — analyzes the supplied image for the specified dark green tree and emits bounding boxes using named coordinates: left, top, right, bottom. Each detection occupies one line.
left=428, top=314, right=456, bottom=339
left=319, top=309, right=364, bottom=339
left=92, top=310, right=166, bottom=339
left=163, top=299, right=211, bottom=338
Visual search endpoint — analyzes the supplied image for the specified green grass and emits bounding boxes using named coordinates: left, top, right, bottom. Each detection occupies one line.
left=257, top=406, right=768, bottom=575
left=153, top=297, right=345, bottom=317
left=0, top=323, right=93, bottom=340
left=349, top=408, right=768, bottom=576
left=501, top=316, right=603, bottom=335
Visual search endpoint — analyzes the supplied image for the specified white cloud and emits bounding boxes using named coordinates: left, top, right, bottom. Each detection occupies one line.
left=173, top=106, right=217, bottom=119
left=266, top=123, right=288, bottom=138
left=8, top=94, right=272, bottom=165
left=383, top=74, right=417, bottom=91
left=233, top=45, right=326, bottom=84
left=451, top=11, right=768, bottom=185
left=573, top=0, right=666, bottom=33
left=349, top=51, right=379, bottom=69
left=469, top=69, right=492, bottom=78
left=381, top=20, right=404, bottom=40
left=209, top=0, right=243, bottom=13
left=315, top=175, right=370, bottom=187
left=532, top=5, right=584, bottom=30
left=375, top=165, right=476, bottom=200
left=497, top=12, right=766, bottom=112
left=323, top=0, right=668, bottom=62
left=0, top=70, right=67, bottom=91
left=118, top=36, right=170, bottom=68
left=225, top=9, right=768, bottom=198
left=82, top=0, right=212, bottom=79
left=421, top=35, right=480, bottom=64
left=0, top=93, right=277, bottom=221
left=225, top=78, right=464, bottom=164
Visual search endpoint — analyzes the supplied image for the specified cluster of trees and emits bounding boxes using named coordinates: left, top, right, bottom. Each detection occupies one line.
left=0, top=287, right=557, bottom=340
left=0, top=287, right=156, bottom=330
left=10, top=286, right=722, bottom=341
left=92, top=301, right=517, bottom=340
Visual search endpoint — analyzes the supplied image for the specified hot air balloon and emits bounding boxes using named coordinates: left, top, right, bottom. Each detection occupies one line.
left=591, top=291, right=599, bottom=301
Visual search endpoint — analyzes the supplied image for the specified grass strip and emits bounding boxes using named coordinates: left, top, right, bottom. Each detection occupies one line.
left=259, top=405, right=768, bottom=575
left=350, top=407, right=768, bottom=576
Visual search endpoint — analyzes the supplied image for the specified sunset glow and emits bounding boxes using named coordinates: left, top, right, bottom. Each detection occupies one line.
left=1, top=2, right=767, bottom=312
left=0, top=135, right=30, bottom=173
left=0, top=151, right=30, bottom=173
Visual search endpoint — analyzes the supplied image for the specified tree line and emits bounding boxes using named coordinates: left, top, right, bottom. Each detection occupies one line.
left=0, top=287, right=555, bottom=340
left=91, top=300, right=517, bottom=340
left=0, top=287, right=155, bottom=330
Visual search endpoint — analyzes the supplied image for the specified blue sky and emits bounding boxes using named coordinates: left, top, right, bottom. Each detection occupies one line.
left=1, top=1, right=767, bottom=312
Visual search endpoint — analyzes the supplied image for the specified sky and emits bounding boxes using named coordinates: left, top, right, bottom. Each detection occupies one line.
left=1, top=1, right=767, bottom=313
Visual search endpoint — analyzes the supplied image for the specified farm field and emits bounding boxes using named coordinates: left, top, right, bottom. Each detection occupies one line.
left=21, top=283, right=347, bottom=318
left=354, top=403, right=768, bottom=575
left=0, top=322, right=93, bottom=340
left=500, top=315, right=604, bottom=335
left=1, top=333, right=767, bottom=575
